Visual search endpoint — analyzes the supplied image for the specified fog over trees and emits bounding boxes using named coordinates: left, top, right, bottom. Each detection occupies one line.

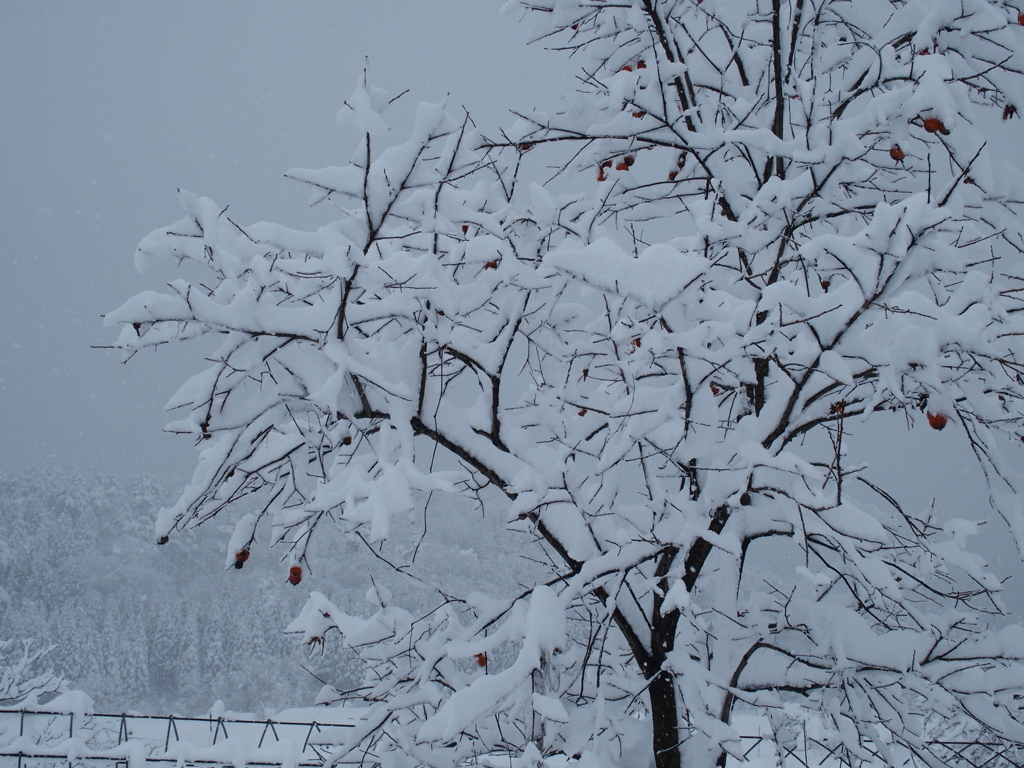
left=0, top=468, right=325, bottom=713
left=0, top=469, right=534, bottom=714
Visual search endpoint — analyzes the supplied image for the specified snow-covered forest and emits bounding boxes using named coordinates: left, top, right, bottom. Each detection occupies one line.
left=0, top=468, right=344, bottom=713
left=0, top=469, right=534, bottom=714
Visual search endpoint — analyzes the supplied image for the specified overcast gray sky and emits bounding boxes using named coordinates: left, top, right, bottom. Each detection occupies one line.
left=3, top=2, right=1024, bottom=612
left=0, top=2, right=570, bottom=484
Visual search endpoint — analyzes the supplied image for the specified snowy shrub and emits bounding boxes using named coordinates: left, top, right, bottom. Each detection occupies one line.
left=0, top=639, right=64, bottom=707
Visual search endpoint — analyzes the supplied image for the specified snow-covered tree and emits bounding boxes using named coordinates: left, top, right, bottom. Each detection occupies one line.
left=106, top=1, right=1024, bottom=766
left=0, top=639, right=65, bottom=707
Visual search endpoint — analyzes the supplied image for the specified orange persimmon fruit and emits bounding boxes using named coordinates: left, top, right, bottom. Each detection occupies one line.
left=923, top=117, right=950, bottom=135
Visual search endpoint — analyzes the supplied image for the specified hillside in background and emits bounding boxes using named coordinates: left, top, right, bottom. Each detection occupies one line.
left=0, top=468, right=536, bottom=715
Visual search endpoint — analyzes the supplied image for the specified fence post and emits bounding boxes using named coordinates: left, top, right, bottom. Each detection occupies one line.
left=303, top=722, right=321, bottom=754
left=258, top=720, right=279, bottom=749
left=164, top=715, right=178, bottom=753
left=68, top=709, right=75, bottom=768
left=211, top=718, right=228, bottom=746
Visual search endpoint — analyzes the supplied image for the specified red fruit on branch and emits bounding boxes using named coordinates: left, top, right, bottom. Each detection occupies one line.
left=667, top=171, right=678, bottom=181
left=926, top=411, right=948, bottom=430
left=820, top=278, right=830, bottom=291
left=621, top=65, right=633, bottom=73
left=597, top=170, right=607, bottom=182
left=632, top=110, right=646, bottom=118
left=157, top=536, right=169, bottom=546
left=623, top=155, right=635, bottom=167
left=484, top=260, right=499, bottom=270
left=632, top=337, right=641, bottom=347
left=1018, top=12, right=1024, bottom=24
left=636, top=60, right=646, bottom=69
left=474, top=653, right=488, bottom=667
left=517, top=142, right=534, bottom=152
left=710, top=382, right=721, bottom=395
left=235, top=549, right=250, bottom=569
left=288, top=565, right=303, bottom=585
left=578, top=409, right=587, bottom=417
left=461, top=224, right=469, bottom=234
left=923, top=117, right=950, bottom=135
left=889, top=145, right=905, bottom=163
left=616, top=162, right=629, bottom=171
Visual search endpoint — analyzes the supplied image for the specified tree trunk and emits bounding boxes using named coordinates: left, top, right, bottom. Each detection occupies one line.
left=649, top=562, right=682, bottom=768
left=649, top=668, right=681, bottom=768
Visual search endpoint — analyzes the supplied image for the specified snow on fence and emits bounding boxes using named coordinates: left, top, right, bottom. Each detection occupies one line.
left=726, top=719, right=1024, bottom=768
left=0, top=708, right=360, bottom=768
left=2, top=708, right=1023, bottom=768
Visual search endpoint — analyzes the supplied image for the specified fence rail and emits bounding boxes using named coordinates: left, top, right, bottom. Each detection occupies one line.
left=2, top=709, right=1023, bottom=768
left=0, top=709, right=358, bottom=768
left=732, top=730, right=1024, bottom=768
